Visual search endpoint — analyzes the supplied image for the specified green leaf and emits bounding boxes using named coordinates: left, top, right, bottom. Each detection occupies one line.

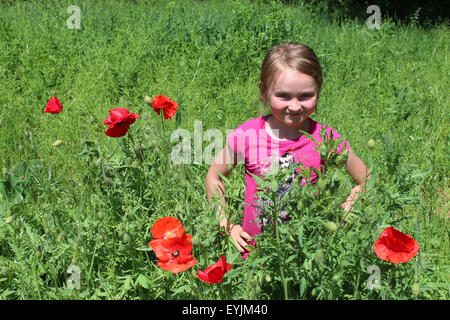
left=135, top=274, right=150, bottom=289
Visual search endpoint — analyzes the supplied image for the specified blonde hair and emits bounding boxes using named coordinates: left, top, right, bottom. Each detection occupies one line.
left=259, top=42, right=323, bottom=115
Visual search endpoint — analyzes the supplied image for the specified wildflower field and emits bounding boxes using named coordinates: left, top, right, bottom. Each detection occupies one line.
left=0, top=0, right=448, bottom=300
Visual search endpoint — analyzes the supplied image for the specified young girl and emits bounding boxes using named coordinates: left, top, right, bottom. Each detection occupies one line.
left=206, top=42, right=369, bottom=256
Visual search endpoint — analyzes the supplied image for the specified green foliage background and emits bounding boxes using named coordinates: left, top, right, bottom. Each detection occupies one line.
left=0, top=0, right=448, bottom=299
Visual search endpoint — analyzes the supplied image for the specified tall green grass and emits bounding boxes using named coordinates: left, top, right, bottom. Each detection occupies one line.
left=0, top=0, right=448, bottom=299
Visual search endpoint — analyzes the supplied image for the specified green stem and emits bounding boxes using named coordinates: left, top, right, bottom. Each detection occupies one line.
left=127, top=131, right=143, bottom=211
left=187, top=268, right=201, bottom=300
left=272, top=192, right=289, bottom=300
left=159, top=112, right=169, bottom=177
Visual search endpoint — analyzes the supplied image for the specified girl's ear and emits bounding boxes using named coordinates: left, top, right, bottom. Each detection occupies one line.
left=259, top=81, right=267, bottom=102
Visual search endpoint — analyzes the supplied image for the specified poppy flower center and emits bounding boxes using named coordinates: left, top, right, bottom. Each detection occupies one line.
left=117, top=121, right=125, bottom=126
left=172, top=250, right=180, bottom=257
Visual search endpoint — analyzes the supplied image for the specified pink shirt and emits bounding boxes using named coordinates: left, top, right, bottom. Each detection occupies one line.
left=226, top=115, right=349, bottom=257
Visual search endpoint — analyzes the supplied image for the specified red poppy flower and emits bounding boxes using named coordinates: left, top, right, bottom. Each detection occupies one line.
left=374, top=227, right=419, bottom=264
left=151, top=217, right=185, bottom=240
left=197, top=255, right=232, bottom=283
left=44, top=96, right=63, bottom=114
left=149, top=234, right=197, bottom=273
left=151, top=95, right=178, bottom=120
left=103, top=108, right=140, bottom=137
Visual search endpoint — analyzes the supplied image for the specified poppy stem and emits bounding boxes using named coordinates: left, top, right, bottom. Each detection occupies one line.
left=159, top=112, right=169, bottom=177
left=187, top=268, right=202, bottom=300
left=271, top=190, right=289, bottom=300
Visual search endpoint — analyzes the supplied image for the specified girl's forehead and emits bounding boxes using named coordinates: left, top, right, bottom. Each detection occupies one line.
left=270, top=68, right=317, bottom=92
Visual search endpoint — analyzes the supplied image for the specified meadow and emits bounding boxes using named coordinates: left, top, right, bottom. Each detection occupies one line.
left=0, top=0, right=448, bottom=300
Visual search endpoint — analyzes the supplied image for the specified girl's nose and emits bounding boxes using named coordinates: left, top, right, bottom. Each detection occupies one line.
left=288, top=100, right=303, bottom=112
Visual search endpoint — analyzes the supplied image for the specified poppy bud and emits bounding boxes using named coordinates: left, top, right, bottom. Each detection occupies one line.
left=134, top=145, right=143, bottom=155
left=324, top=221, right=337, bottom=232
left=412, top=283, right=420, bottom=297
left=56, top=232, right=64, bottom=243
left=1, top=168, right=6, bottom=177
left=122, top=233, right=131, bottom=244
left=314, top=249, right=325, bottom=264
left=297, top=200, right=303, bottom=210
left=144, top=96, right=152, bottom=105
left=265, top=274, right=272, bottom=283
left=368, top=139, right=376, bottom=149
left=104, top=177, right=114, bottom=186
left=0, top=193, right=3, bottom=201
left=11, top=165, right=17, bottom=175
left=5, top=216, right=13, bottom=224
left=18, top=144, right=24, bottom=154
left=1, top=267, right=7, bottom=277
left=319, top=144, right=328, bottom=159
left=0, top=120, right=2, bottom=128
left=270, top=181, right=278, bottom=192
left=52, top=140, right=63, bottom=147
left=191, top=234, right=199, bottom=246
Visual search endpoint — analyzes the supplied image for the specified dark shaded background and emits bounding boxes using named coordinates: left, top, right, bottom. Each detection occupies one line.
left=283, top=0, right=450, bottom=25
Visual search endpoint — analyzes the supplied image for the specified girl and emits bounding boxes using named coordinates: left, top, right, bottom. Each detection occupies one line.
left=206, top=42, right=369, bottom=256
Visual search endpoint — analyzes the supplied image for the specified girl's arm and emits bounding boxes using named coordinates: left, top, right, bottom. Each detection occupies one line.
left=341, top=148, right=370, bottom=212
left=205, top=145, right=251, bottom=253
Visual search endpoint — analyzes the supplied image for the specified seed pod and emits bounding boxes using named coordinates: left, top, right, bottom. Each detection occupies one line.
left=52, top=139, right=63, bottom=147
left=412, top=283, right=420, bottom=297
left=18, top=144, right=24, bottom=154
left=297, top=200, right=303, bottom=211
left=265, top=274, right=272, bottom=283
left=324, top=221, right=337, bottom=232
left=144, top=96, right=152, bottom=105
left=368, top=139, right=376, bottom=149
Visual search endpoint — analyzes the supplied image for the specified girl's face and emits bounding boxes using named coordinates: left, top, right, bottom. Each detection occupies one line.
left=261, top=68, right=318, bottom=131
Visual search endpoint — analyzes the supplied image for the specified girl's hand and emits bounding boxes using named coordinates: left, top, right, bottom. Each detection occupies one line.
left=340, top=185, right=362, bottom=212
left=228, top=224, right=252, bottom=253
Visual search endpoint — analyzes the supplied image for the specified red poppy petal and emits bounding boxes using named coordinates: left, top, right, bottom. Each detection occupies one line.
left=151, top=217, right=185, bottom=239
left=162, top=102, right=178, bottom=120
left=104, top=122, right=130, bottom=137
left=151, top=95, right=170, bottom=109
left=157, top=255, right=197, bottom=273
left=108, top=108, right=130, bottom=120
left=374, top=227, right=419, bottom=264
left=44, top=96, right=63, bottom=114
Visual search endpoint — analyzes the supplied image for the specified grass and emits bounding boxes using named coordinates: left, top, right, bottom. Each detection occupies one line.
left=0, top=0, right=448, bottom=300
